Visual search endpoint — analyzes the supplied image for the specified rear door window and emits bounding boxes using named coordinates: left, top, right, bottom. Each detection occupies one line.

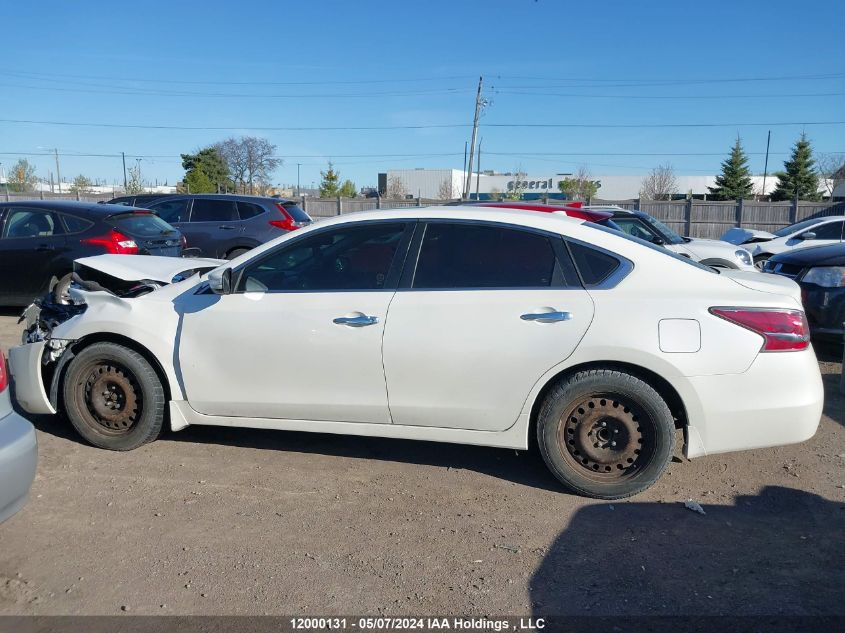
left=2, top=208, right=63, bottom=238
left=412, top=222, right=565, bottom=289
left=110, top=213, right=177, bottom=237
left=148, top=199, right=189, bottom=223
left=61, top=214, right=94, bottom=233
left=190, top=199, right=238, bottom=223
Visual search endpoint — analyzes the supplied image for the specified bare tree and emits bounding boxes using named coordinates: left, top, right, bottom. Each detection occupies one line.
left=437, top=177, right=457, bottom=200
left=216, top=136, right=280, bottom=194
left=505, top=167, right=527, bottom=200
left=125, top=164, right=144, bottom=194
left=816, top=153, right=845, bottom=198
left=386, top=175, right=407, bottom=199
left=640, top=164, right=678, bottom=201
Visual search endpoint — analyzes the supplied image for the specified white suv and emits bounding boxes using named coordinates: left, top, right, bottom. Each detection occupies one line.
left=722, top=216, right=845, bottom=269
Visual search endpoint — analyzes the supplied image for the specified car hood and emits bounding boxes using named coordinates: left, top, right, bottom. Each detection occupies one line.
left=721, top=269, right=802, bottom=304
left=73, top=254, right=225, bottom=284
left=720, top=227, right=776, bottom=245
left=769, top=243, right=845, bottom=266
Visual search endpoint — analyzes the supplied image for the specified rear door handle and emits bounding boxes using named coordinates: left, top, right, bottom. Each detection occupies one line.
left=218, top=225, right=237, bottom=230
left=520, top=311, right=572, bottom=323
left=333, top=315, right=379, bottom=327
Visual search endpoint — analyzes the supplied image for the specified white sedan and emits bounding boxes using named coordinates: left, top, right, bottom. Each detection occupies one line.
left=8, top=207, right=823, bottom=499
left=722, top=215, right=845, bottom=269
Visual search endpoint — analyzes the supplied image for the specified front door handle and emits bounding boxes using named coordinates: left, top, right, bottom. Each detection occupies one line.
left=218, top=225, right=237, bottom=230
left=520, top=311, right=572, bottom=323
left=333, top=315, right=379, bottom=327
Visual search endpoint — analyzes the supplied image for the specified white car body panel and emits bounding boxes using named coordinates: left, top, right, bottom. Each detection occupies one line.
left=7, top=207, right=823, bottom=461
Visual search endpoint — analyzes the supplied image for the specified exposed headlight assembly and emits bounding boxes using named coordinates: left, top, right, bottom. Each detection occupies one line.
left=735, top=249, right=753, bottom=266
left=801, top=266, right=845, bottom=288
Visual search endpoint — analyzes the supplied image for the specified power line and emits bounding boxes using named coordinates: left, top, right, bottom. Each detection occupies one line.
left=496, top=90, right=845, bottom=100
left=2, top=117, right=844, bottom=131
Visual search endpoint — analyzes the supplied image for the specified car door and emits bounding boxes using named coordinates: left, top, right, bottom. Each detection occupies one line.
left=382, top=220, right=595, bottom=432
left=0, top=206, right=68, bottom=303
left=185, top=198, right=242, bottom=258
left=177, top=220, right=413, bottom=422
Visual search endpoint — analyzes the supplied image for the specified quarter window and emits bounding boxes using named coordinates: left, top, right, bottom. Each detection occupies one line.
left=237, top=202, right=265, bottom=219
left=567, top=242, right=621, bottom=286
left=2, top=209, right=62, bottom=238
left=238, top=223, right=407, bottom=292
left=413, top=223, right=560, bottom=289
left=190, top=199, right=238, bottom=222
left=61, top=214, right=94, bottom=233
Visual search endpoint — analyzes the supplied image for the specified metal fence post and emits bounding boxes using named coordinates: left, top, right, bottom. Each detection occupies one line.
left=790, top=195, right=799, bottom=224
left=736, top=198, right=744, bottom=227
left=40, top=190, right=44, bottom=200
left=684, top=198, right=693, bottom=236
left=76, top=190, right=81, bottom=201
left=337, top=195, right=342, bottom=216
left=635, top=198, right=641, bottom=211
left=376, top=194, right=381, bottom=210
left=417, top=196, right=422, bottom=207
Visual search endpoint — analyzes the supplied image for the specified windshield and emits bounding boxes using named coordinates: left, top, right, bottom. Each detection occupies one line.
left=639, top=214, right=686, bottom=244
left=773, top=218, right=824, bottom=237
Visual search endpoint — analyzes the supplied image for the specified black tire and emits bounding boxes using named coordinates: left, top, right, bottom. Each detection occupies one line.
left=50, top=273, right=74, bottom=304
left=537, top=369, right=675, bottom=499
left=62, top=342, right=165, bottom=451
left=226, top=248, right=250, bottom=260
left=753, top=254, right=770, bottom=271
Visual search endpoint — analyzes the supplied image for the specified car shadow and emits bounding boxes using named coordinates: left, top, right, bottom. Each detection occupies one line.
left=530, top=486, right=845, bottom=619
left=165, top=423, right=564, bottom=492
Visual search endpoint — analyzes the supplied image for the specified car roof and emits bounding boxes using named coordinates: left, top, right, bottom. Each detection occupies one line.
left=154, top=193, right=295, bottom=203
left=0, top=199, right=150, bottom=216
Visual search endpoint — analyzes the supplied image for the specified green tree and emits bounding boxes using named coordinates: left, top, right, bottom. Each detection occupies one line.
left=505, top=168, right=527, bottom=200
left=319, top=161, right=341, bottom=197
left=339, top=179, right=357, bottom=198
left=69, top=174, right=94, bottom=193
left=557, top=166, right=600, bottom=201
left=7, top=158, right=38, bottom=192
left=181, top=146, right=231, bottom=193
left=772, top=133, right=821, bottom=201
left=708, top=137, right=755, bottom=200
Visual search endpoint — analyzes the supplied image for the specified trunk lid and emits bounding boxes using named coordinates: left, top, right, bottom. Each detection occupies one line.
left=721, top=269, right=803, bottom=304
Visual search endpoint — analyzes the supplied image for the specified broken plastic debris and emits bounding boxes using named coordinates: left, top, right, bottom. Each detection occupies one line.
left=684, top=499, right=706, bottom=515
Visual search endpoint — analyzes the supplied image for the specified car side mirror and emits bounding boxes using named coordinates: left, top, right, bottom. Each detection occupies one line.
left=652, top=237, right=666, bottom=246
left=799, top=231, right=816, bottom=240
left=208, top=267, right=233, bottom=295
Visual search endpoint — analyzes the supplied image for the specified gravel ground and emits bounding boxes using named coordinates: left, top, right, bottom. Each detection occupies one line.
left=0, top=310, right=842, bottom=617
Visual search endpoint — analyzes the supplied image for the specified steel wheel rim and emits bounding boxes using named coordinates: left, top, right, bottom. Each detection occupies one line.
left=77, top=361, right=141, bottom=434
left=557, top=394, right=656, bottom=482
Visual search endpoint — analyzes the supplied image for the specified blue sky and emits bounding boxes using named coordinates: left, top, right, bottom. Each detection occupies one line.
left=1, top=0, right=844, bottom=190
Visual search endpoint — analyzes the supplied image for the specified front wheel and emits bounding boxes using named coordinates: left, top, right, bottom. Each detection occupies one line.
left=63, top=342, right=165, bottom=451
left=753, top=254, right=770, bottom=271
left=537, top=369, right=675, bottom=499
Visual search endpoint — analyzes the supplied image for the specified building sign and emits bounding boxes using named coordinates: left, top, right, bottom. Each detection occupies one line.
left=506, top=178, right=556, bottom=191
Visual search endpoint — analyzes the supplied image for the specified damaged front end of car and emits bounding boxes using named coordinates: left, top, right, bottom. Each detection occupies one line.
left=9, top=254, right=224, bottom=416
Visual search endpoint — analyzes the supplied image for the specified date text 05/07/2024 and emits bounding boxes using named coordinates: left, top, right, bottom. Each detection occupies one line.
left=289, top=617, right=547, bottom=631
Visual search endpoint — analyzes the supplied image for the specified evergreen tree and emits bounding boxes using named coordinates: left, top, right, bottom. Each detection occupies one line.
left=319, top=161, right=341, bottom=197
left=708, top=137, right=754, bottom=200
left=339, top=179, right=357, bottom=198
left=772, top=133, right=821, bottom=201
left=181, top=146, right=231, bottom=193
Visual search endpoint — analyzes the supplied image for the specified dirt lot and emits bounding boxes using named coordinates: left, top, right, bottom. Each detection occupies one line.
left=0, top=309, right=843, bottom=618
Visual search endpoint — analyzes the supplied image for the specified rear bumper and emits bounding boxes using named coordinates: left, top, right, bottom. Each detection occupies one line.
left=683, top=348, right=823, bottom=458
left=0, top=408, right=38, bottom=523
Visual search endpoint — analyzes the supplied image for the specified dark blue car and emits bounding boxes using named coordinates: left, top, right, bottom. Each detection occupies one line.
left=142, top=194, right=313, bottom=259
left=764, top=243, right=845, bottom=340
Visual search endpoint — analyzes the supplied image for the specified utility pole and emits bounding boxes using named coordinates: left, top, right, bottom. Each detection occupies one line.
left=122, top=152, right=128, bottom=189
left=475, top=138, right=482, bottom=200
left=462, top=141, right=468, bottom=177
left=463, top=76, right=484, bottom=199
left=54, top=149, right=62, bottom=194
left=296, top=163, right=301, bottom=197
left=761, top=130, right=771, bottom=200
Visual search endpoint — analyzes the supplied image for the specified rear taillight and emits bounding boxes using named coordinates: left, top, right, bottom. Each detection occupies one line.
left=81, top=229, right=139, bottom=255
left=0, top=351, right=7, bottom=392
left=269, top=203, right=305, bottom=231
left=709, top=308, right=810, bottom=352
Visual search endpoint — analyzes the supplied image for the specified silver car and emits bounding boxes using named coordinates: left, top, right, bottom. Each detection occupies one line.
left=0, top=358, right=37, bottom=523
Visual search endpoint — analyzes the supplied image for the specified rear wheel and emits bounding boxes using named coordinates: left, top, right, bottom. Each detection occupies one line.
left=63, top=342, right=165, bottom=451
left=537, top=369, right=675, bottom=499
left=226, top=247, right=250, bottom=260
